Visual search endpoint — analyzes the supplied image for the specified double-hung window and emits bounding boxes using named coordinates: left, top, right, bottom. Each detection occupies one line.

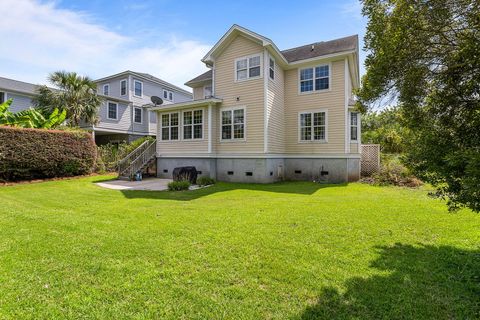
left=107, top=102, right=118, bottom=120
left=236, top=54, right=261, bottom=81
left=120, top=79, right=127, bottom=96
left=269, top=57, right=275, bottom=80
left=299, top=111, right=327, bottom=142
left=103, top=84, right=109, bottom=96
left=163, top=89, right=173, bottom=101
left=161, top=112, right=179, bottom=141
left=134, top=107, right=142, bottom=124
left=183, top=110, right=203, bottom=139
left=350, top=112, right=359, bottom=141
left=300, top=64, right=329, bottom=93
left=134, top=80, right=143, bottom=97
left=221, top=108, right=245, bottom=140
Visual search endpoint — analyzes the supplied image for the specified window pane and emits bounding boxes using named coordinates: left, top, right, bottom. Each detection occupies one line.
left=162, top=128, right=169, bottom=140
left=350, top=112, right=358, bottom=126
left=135, top=82, right=142, bottom=96
left=249, top=66, right=260, bottom=78
left=0, top=92, right=4, bottom=103
left=108, top=103, right=116, bottom=119
left=183, top=125, right=192, bottom=139
left=162, top=114, right=169, bottom=126
left=163, top=90, right=168, bottom=99
left=237, top=69, right=247, bottom=80
left=269, top=58, right=274, bottom=68
left=170, top=113, right=178, bottom=126
left=134, top=108, right=142, bottom=123
left=313, top=112, right=325, bottom=126
left=222, top=125, right=231, bottom=139
left=351, top=127, right=358, bottom=141
left=269, top=68, right=274, bottom=80
left=233, top=109, right=244, bottom=124
left=315, top=77, right=329, bottom=90
left=300, top=113, right=311, bottom=127
left=236, top=59, right=247, bottom=70
left=301, top=127, right=311, bottom=141
left=183, top=111, right=192, bottom=125
left=300, top=68, right=313, bottom=81
left=314, top=126, right=325, bottom=140
left=234, top=124, right=244, bottom=139
left=170, top=127, right=178, bottom=140
left=301, top=80, right=314, bottom=92
left=194, top=124, right=202, bottom=139
left=315, top=65, right=329, bottom=78
left=194, top=110, right=202, bottom=124
left=249, top=56, right=260, bottom=67
left=121, top=81, right=126, bottom=95
left=222, top=110, right=232, bottom=124
left=103, top=85, right=109, bottom=95
left=169, top=92, right=173, bottom=101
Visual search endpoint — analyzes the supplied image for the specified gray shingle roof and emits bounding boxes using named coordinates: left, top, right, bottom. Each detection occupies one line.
left=281, top=35, right=358, bottom=63
left=185, top=70, right=212, bottom=86
left=132, top=71, right=192, bottom=95
left=0, top=77, right=46, bottom=95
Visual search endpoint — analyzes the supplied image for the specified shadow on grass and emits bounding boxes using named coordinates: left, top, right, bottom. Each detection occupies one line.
left=299, top=243, right=480, bottom=319
left=119, top=181, right=348, bottom=201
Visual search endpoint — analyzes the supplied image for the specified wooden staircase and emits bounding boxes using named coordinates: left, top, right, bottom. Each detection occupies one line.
left=118, top=139, right=157, bottom=180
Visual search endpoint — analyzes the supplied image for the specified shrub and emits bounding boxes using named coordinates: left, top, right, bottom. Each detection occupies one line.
left=167, top=180, right=190, bottom=191
left=197, top=176, right=215, bottom=186
left=0, top=126, right=96, bottom=181
left=361, top=154, right=422, bottom=187
left=97, top=136, right=154, bottom=172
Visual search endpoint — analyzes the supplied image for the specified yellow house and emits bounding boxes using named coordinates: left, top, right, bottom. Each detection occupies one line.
left=151, top=25, right=360, bottom=183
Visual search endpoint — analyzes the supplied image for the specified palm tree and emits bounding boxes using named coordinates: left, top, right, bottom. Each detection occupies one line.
left=35, top=71, right=103, bottom=126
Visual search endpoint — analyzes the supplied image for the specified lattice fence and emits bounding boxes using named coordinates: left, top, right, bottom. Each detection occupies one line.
left=361, top=144, right=380, bottom=176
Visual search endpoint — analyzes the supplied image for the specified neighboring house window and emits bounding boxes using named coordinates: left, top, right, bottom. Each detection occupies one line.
left=0, top=92, right=5, bottom=103
left=120, top=80, right=127, bottom=96
left=103, top=84, right=109, bottom=96
left=134, top=80, right=143, bottom=97
left=163, top=89, right=173, bottom=101
left=235, top=54, right=261, bottom=81
left=269, top=57, right=275, bottom=80
left=300, top=64, right=329, bottom=93
left=134, top=107, right=142, bottom=123
left=107, top=102, right=118, bottom=120
left=221, top=108, right=245, bottom=140
left=204, top=85, right=212, bottom=98
left=350, top=112, right=359, bottom=141
left=183, top=110, right=203, bottom=139
left=299, top=111, right=327, bottom=141
left=161, top=112, right=179, bottom=140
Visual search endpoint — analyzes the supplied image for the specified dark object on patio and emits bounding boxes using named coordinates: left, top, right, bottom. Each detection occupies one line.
left=173, top=166, right=198, bottom=184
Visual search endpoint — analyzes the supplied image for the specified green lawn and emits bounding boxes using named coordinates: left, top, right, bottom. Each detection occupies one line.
left=0, top=176, right=479, bottom=319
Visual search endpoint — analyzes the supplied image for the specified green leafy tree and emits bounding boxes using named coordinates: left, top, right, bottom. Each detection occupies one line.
left=35, top=71, right=102, bottom=126
left=0, top=99, right=66, bottom=129
left=357, top=0, right=480, bottom=211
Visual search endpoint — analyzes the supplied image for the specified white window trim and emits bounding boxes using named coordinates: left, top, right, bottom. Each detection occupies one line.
left=103, top=84, right=110, bottom=96
left=298, top=62, right=332, bottom=95
left=297, top=109, right=328, bottom=143
left=106, top=101, right=118, bottom=120
left=163, top=89, right=174, bottom=101
left=349, top=111, right=360, bottom=143
left=234, top=53, right=263, bottom=82
left=133, top=107, right=143, bottom=124
left=160, top=112, right=180, bottom=141
left=219, top=106, right=247, bottom=142
left=182, top=108, right=204, bottom=141
left=133, top=80, right=143, bottom=97
left=269, top=56, right=275, bottom=82
left=120, top=79, right=127, bottom=96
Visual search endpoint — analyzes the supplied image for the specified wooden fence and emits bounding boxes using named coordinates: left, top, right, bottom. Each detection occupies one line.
left=361, top=144, right=380, bottom=176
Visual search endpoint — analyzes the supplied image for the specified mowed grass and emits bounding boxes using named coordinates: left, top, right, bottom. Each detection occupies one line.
left=0, top=176, right=479, bottom=319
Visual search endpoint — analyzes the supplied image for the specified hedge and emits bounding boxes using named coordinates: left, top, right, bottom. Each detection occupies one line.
left=0, top=126, right=97, bottom=181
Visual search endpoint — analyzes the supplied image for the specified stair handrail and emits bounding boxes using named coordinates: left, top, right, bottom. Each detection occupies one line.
left=118, top=139, right=152, bottom=166
left=118, top=139, right=156, bottom=178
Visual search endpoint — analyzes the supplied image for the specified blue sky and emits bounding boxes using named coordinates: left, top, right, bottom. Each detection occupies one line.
left=0, top=0, right=366, bottom=89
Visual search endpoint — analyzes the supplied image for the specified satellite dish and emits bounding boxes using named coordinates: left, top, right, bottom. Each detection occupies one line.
left=151, top=96, right=163, bottom=106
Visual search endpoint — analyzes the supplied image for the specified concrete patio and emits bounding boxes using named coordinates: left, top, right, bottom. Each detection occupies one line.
left=96, top=178, right=172, bottom=191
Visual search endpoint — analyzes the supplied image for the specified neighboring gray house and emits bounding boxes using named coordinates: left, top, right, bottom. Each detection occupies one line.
left=0, top=72, right=193, bottom=144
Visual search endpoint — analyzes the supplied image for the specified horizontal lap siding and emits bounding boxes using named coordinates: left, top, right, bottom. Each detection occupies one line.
left=97, top=101, right=132, bottom=132
left=267, top=61, right=285, bottom=153
left=350, top=143, right=359, bottom=153
left=156, top=107, right=209, bottom=154
left=214, top=35, right=265, bottom=154
left=6, top=93, right=33, bottom=113
left=284, top=59, right=346, bottom=154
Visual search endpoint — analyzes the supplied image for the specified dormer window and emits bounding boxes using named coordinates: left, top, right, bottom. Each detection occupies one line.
left=235, top=54, right=261, bottom=81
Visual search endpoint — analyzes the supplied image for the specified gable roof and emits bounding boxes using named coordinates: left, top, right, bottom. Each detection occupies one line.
left=281, top=35, right=358, bottom=63
left=94, top=70, right=192, bottom=96
left=184, top=70, right=212, bottom=86
left=0, top=77, right=47, bottom=96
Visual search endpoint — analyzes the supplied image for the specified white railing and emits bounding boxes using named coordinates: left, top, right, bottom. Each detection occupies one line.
left=118, top=139, right=156, bottom=179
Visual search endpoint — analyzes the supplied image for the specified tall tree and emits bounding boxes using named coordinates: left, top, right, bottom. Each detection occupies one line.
left=357, top=0, right=480, bottom=211
left=35, top=71, right=102, bottom=126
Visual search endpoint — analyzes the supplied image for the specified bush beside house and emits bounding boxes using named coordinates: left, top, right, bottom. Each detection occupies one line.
left=0, top=126, right=96, bottom=181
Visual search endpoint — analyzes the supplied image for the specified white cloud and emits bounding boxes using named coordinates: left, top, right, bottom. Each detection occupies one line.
left=0, top=0, right=211, bottom=89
